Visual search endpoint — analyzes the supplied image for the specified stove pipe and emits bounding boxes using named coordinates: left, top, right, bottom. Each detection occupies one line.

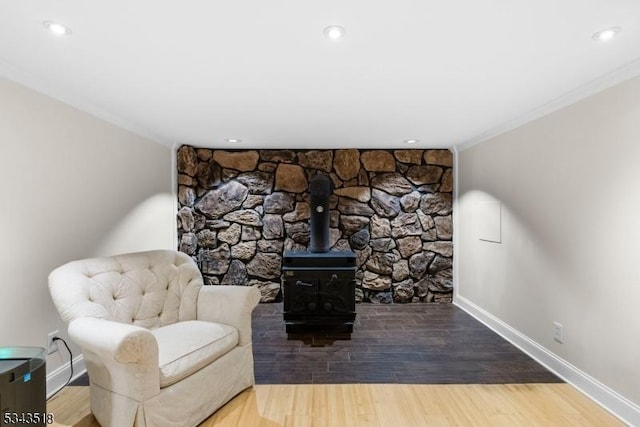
left=309, top=174, right=333, bottom=253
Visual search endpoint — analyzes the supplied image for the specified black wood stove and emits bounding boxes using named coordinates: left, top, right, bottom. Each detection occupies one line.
left=282, top=175, right=356, bottom=333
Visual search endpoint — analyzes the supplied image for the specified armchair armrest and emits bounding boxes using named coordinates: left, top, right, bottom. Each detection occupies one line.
left=68, top=317, right=160, bottom=401
left=196, top=285, right=261, bottom=345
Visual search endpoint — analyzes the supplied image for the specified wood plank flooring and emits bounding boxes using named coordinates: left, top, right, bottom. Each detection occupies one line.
left=48, top=383, right=623, bottom=426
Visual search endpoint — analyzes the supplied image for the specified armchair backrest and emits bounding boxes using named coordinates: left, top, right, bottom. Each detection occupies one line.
left=49, top=250, right=203, bottom=329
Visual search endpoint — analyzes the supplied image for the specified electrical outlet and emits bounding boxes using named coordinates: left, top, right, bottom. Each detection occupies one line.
left=553, top=322, right=564, bottom=343
left=47, top=330, right=59, bottom=355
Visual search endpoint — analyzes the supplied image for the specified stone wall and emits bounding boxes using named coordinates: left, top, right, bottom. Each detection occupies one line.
left=177, top=147, right=453, bottom=303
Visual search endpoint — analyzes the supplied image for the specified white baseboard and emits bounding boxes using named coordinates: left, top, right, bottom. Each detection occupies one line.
left=46, top=354, right=86, bottom=399
left=455, top=295, right=640, bottom=426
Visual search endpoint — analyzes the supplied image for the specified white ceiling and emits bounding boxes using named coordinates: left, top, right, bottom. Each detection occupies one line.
left=1, top=0, right=640, bottom=150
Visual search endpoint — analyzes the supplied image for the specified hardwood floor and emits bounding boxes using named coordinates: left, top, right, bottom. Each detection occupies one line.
left=48, top=383, right=623, bottom=426
left=52, top=303, right=620, bottom=425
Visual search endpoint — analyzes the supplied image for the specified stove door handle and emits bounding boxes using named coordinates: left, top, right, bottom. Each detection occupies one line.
left=295, top=280, right=313, bottom=287
left=327, top=274, right=338, bottom=287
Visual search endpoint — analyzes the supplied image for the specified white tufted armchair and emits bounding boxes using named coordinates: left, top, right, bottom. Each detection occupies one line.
left=48, top=250, right=261, bottom=427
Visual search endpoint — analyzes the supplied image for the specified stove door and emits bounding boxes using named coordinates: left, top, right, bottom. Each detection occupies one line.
left=318, top=271, right=356, bottom=314
left=283, top=270, right=319, bottom=314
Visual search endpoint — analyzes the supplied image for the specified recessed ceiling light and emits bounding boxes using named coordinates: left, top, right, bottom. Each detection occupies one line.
left=43, top=21, right=72, bottom=36
left=404, top=139, right=419, bottom=144
left=593, top=27, right=621, bottom=41
left=323, top=25, right=345, bottom=40
left=225, top=138, right=242, bottom=143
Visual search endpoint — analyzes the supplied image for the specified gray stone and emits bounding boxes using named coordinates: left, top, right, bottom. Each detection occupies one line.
left=369, top=238, right=396, bottom=252
left=350, top=228, right=370, bottom=250
left=223, top=209, right=263, bottom=226
left=362, top=271, right=392, bottom=291
left=354, top=246, right=373, bottom=268
left=428, top=270, right=453, bottom=292
left=334, top=149, right=360, bottom=180
left=241, top=225, right=261, bottom=241
left=392, top=260, right=410, bottom=281
left=370, top=215, right=391, bottom=238
left=416, top=210, right=435, bottom=231
left=262, top=214, right=284, bottom=239
left=179, top=233, right=197, bottom=255
left=205, top=219, right=231, bottom=229
left=435, top=215, right=453, bottom=240
left=178, top=207, right=195, bottom=231
left=396, top=236, right=423, bottom=258
left=428, top=255, right=452, bottom=274
left=358, top=168, right=369, bottom=186
left=285, top=221, right=310, bottom=245
left=420, top=193, right=453, bottom=216
left=329, top=228, right=342, bottom=249
left=196, top=229, right=217, bottom=248
left=282, top=202, right=310, bottom=222
left=371, top=189, right=401, bottom=218
left=423, top=241, right=453, bottom=257
left=178, top=185, right=196, bottom=207
left=409, top=252, right=435, bottom=279
left=248, top=279, right=282, bottom=302
left=218, top=223, right=241, bottom=245
left=199, top=244, right=230, bottom=275
left=371, top=173, right=413, bottom=195
left=406, top=165, right=443, bottom=185
left=246, top=253, right=282, bottom=279
left=400, top=192, right=421, bottom=213
left=264, top=192, right=296, bottom=214
left=366, top=290, right=393, bottom=303
left=235, top=171, right=273, bottom=195
left=393, top=279, right=415, bottom=303
left=340, top=215, right=370, bottom=234
left=257, top=239, right=283, bottom=253
left=231, top=241, right=257, bottom=260
left=221, top=260, right=248, bottom=285
left=242, top=195, right=264, bottom=209
left=390, top=212, right=422, bottom=238
left=365, top=252, right=396, bottom=275
left=337, top=198, right=375, bottom=216
left=196, top=181, right=248, bottom=218
left=414, top=277, right=430, bottom=298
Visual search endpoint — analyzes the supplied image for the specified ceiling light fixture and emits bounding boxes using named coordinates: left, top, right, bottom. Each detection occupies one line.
left=43, top=21, right=72, bottom=36
left=323, top=25, right=345, bottom=40
left=404, top=139, right=419, bottom=144
left=225, top=138, right=242, bottom=143
left=593, top=27, right=621, bottom=41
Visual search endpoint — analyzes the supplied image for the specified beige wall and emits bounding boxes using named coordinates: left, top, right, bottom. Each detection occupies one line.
left=457, top=75, right=640, bottom=411
left=0, top=77, right=175, bottom=378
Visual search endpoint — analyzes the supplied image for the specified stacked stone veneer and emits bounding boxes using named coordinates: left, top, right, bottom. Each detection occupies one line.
left=177, top=147, right=453, bottom=303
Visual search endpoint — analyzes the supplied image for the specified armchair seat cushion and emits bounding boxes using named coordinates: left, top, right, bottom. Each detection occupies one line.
left=152, top=320, right=238, bottom=387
